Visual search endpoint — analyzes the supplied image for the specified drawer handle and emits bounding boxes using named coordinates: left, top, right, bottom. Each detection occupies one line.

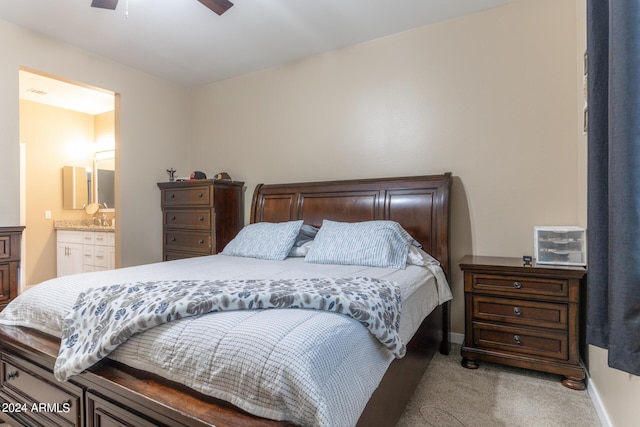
left=198, top=216, right=205, bottom=221
left=513, top=281, right=522, bottom=289
left=198, top=193, right=203, bottom=198
left=171, top=216, right=177, bottom=221
left=6, top=370, right=19, bottom=381
left=61, top=399, right=72, bottom=407
left=514, top=335, right=521, bottom=344
left=514, top=306, right=522, bottom=316
left=170, top=194, right=175, bottom=198
left=171, top=237, right=176, bottom=242
left=198, top=239, right=205, bottom=244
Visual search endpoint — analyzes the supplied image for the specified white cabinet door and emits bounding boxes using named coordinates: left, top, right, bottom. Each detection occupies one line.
left=56, top=242, right=83, bottom=277
left=107, top=246, right=116, bottom=270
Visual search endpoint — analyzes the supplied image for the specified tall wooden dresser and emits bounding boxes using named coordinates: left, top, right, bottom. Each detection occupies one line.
left=0, top=226, right=25, bottom=312
left=158, top=179, right=244, bottom=261
left=459, top=255, right=586, bottom=390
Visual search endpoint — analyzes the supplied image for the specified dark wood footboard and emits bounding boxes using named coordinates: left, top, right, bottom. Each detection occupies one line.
left=0, top=306, right=446, bottom=427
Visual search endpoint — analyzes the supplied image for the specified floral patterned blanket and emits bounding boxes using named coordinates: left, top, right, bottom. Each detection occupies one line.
left=54, top=277, right=405, bottom=382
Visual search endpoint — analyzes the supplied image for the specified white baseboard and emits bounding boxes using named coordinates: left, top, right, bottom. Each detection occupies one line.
left=450, top=332, right=464, bottom=346
left=587, top=374, right=612, bottom=427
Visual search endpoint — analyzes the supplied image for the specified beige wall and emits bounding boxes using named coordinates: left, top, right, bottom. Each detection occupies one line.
left=20, top=100, right=94, bottom=285
left=94, top=110, right=115, bottom=152
left=190, top=0, right=580, bottom=337
left=0, top=18, right=191, bottom=268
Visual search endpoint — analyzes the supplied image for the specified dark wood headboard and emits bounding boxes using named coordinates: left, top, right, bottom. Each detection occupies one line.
left=250, top=173, right=452, bottom=278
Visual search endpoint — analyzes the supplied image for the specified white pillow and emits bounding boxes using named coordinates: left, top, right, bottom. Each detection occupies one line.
left=305, top=220, right=415, bottom=269
left=222, top=220, right=303, bottom=260
left=407, top=246, right=440, bottom=266
left=288, top=240, right=314, bottom=257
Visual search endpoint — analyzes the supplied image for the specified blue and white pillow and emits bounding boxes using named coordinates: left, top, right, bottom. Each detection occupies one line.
left=305, top=220, right=417, bottom=269
left=222, top=220, right=303, bottom=260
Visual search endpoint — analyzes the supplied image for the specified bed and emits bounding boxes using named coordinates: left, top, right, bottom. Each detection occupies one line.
left=0, top=173, right=451, bottom=427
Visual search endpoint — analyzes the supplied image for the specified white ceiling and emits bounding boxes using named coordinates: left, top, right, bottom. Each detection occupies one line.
left=19, top=70, right=116, bottom=115
left=2, top=0, right=522, bottom=89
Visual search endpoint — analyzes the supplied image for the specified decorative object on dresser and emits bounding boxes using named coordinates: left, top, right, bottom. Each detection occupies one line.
left=459, top=255, right=587, bottom=390
left=534, top=226, right=586, bottom=266
left=158, top=179, right=244, bottom=261
left=0, top=227, right=25, bottom=312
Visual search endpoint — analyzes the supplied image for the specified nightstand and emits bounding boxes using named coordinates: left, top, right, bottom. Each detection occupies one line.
left=459, top=255, right=586, bottom=390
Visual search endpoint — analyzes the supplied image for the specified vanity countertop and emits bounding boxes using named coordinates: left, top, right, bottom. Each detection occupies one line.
left=53, top=220, right=115, bottom=232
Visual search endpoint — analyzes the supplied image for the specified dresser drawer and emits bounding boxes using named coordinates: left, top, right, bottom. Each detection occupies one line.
left=473, top=296, right=567, bottom=330
left=94, top=246, right=109, bottom=268
left=82, top=231, right=96, bottom=245
left=163, top=251, right=207, bottom=261
left=473, top=322, right=568, bottom=361
left=88, top=392, right=162, bottom=427
left=164, top=231, right=212, bottom=254
left=163, top=209, right=212, bottom=230
left=1, top=355, right=82, bottom=426
left=82, top=245, right=95, bottom=266
left=470, top=273, right=569, bottom=299
left=0, top=236, right=11, bottom=260
left=94, top=232, right=111, bottom=246
left=162, top=186, right=211, bottom=207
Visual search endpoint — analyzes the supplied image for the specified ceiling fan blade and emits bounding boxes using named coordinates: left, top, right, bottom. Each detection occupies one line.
left=197, top=0, right=234, bottom=15
left=91, top=0, right=119, bottom=10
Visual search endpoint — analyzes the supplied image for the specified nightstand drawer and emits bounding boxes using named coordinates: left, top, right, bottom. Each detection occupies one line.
left=164, top=231, right=212, bottom=254
left=161, top=186, right=211, bottom=207
left=473, top=322, right=568, bottom=361
left=163, top=209, right=212, bottom=230
left=471, top=273, right=569, bottom=298
left=473, top=296, right=567, bottom=330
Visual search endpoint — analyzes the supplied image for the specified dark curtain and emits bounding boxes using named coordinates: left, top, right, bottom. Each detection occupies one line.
left=587, top=0, right=640, bottom=376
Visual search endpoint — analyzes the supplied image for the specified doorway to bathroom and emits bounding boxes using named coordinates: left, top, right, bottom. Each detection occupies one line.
left=18, top=68, right=118, bottom=288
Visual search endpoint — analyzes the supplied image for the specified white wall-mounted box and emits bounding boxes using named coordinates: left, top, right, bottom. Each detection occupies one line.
left=534, top=226, right=586, bottom=266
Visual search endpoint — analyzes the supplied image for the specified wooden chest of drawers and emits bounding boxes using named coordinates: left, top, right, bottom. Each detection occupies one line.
left=158, top=179, right=244, bottom=261
left=0, top=227, right=25, bottom=312
left=459, top=255, right=586, bottom=390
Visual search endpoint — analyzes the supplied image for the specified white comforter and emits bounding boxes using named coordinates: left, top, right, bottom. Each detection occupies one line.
left=0, top=255, right=451, bottom=426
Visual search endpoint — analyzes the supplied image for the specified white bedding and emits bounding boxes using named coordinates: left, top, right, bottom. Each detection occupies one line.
left=0, top=255, right=451, bottom=426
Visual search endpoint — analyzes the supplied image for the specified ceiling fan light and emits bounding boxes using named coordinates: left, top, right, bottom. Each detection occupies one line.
left=197, top=0, right=234, bottom=16
left=91, top=0, right=119, bottom=10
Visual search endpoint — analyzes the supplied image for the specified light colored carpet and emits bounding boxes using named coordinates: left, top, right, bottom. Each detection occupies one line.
left=397, top=345, right=601, bottom=427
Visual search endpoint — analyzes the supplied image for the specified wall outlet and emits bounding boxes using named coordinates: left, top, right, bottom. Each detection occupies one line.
left=44, top=210, right=52, bottom=220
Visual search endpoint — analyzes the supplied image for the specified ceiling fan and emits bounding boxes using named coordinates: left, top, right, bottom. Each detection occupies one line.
left=90, top=0, right=234, bottom=16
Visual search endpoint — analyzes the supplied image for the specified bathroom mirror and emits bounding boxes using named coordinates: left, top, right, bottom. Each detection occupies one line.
left=62, top=166, right=89, bottom=210
left=94, top=152, right=115, bottom=210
